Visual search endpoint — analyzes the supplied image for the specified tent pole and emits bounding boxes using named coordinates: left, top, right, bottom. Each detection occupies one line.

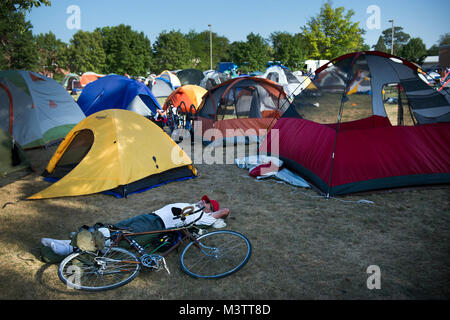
left=0, top=83, right=14, bottom=136
left=326, top=53, right=362, bottom=198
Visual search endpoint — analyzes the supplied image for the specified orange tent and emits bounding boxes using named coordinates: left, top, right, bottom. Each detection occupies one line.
left=163, top=85, right=207, bottom=114
left=80, top=72, right=104, bottom=87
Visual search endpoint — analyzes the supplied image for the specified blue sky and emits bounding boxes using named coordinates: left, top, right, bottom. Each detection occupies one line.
left=26, top=0, right=450, bottom=49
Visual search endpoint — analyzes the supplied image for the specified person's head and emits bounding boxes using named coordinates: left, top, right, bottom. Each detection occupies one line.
left=200, top=195, right=219, bottom=213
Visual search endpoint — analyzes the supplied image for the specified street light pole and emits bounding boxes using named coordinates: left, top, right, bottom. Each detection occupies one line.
left=388, top=19, right=394, bottom=55
left=208, top=24, right=213, bottom=70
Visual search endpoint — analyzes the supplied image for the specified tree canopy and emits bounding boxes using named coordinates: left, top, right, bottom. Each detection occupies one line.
left=301, top=2, right=366, bottom=60
left=372, top=36, right=387, bottom=52
left=151, top=30, right=193, bottom=74
left=99, top=24, right=152, bottom=76
left=0, top=2, right=42, bottom=70
left=381, top=26, right=411, bottom=55
left=3, top=1, right=447, bottom=79
left=185, top=30, right=230, bottom=71
left=35, top=31, right=66, bottom=76
left=400, top=37, right=428, bottom=64
left=65, top=30, right=106, bottom=74
left=230, top=33, right=271, bottom=73
left=270, top=32, right=309, bottom=70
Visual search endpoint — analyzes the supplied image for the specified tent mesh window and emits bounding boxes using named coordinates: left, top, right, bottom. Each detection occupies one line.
left=212, top=81, right=289, bottom=121
left=285, top=71, right=301, bottom=84
left=289, top=52, right=450, bottom=126
left=383, top=83, right=417, bottom=126
left=44, top=129, right=94, bottom=179
left=267, top=72, right=279, bottom=83
left=290, top=56, right=354, bottom=124
left=289, top=55, right=375, bottom=125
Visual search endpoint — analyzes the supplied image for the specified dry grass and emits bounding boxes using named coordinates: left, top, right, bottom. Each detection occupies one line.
left=0, top=142, right=449, bottom=300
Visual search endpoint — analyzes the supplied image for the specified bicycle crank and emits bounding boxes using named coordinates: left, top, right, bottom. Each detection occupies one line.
left=140, top=254, right=170, bottom=274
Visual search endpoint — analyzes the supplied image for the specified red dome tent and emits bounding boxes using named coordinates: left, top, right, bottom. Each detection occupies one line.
left=260, top=51, right=450, bottom=196
left=195, top=76, right=290, bottom=146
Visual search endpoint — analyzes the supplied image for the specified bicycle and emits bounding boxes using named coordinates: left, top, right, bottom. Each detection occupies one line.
left=58, top=206, right=252, bottom=291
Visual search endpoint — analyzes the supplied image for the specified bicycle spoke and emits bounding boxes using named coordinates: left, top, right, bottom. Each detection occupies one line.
left=180, top=230, right=251, bottom=279
left=59, top=247, right=140, bottom=291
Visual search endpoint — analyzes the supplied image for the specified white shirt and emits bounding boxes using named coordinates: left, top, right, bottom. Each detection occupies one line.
left=154, top=203, right=217, bottom=229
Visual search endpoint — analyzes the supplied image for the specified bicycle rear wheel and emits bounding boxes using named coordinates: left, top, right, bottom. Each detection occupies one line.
left=58, top=247, right=140, bottom=291
left=180, top=230, right=252, bottom=279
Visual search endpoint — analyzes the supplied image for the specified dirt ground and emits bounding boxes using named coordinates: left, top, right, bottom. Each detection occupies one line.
left=0, top=141, right=449, bottom=300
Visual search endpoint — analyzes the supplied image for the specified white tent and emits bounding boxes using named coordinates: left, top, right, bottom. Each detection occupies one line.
left=149, top=78, right=174, bottom=98
left=0, top=70, right=85, bottom=149
left=263, top=66, right=304, bottom=97
left=157, top=70, right=181, bottom=88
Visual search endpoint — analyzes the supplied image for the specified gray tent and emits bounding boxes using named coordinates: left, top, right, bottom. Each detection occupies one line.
left=200, top=70, right=230, bottom=90
left=149, top=78, right=174, bottom=98
left=176, top=69, right=205, bottom=86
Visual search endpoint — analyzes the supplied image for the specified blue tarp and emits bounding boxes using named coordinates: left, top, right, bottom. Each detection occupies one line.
left=218, top=62, right=238, bottom=73
left=77, top=75, right=161, bottom=116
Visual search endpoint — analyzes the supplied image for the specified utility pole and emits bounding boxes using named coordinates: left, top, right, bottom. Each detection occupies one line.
left=388, top=19, right=394, bottom=55
left=208, top=24, right=213, bottom=70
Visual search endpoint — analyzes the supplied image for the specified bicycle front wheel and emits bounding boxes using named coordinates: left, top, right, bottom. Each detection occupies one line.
left=180, top=230, right=252, bottom=279
left=58, top=247, right=140, bottom=291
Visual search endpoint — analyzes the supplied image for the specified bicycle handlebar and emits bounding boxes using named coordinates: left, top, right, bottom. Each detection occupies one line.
left=172, top=205, right=206, bottom=228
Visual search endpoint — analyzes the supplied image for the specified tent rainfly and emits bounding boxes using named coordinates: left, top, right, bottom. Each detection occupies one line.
left=260, top=51, right=450, bottom=196
left=77, top=74, right=161, bottom=117
left=28, top=109, right=197, bottom=199
left=0, top=70, right=85, bottom=149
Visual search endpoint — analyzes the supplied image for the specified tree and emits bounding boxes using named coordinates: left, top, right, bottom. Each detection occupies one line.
left=438, top=33, right=450, bottom=46
left=301, top=2, right=365, bottom=60
left=427, top=45, right=439, bottom=56
left=424, top=33, right=450, bottom=57
left=99, top=24, right=152, bottom=76
left=185, top=30, right=231, bottom=70
left=372, top=35, right=387, bottom=52
left=229, top=33, right=271, bottom=73
left=380, top=26, right=410, bottom=55
left=0, top=0, right=50, bottom=11
left=35, top=31, right=67, bottom=77
left=0, top=11, right=38, bottom=70
left=269, top=32, right=308, bottom=70
left=0, top=0, right=50, bottom=70
left=151, top=30, right=193, bottom=74
left=400, top=37, right=427, bottom=64
left=65, top=30, right=106, bottom=74
left=228, top=41, right=248, bottom=70
left=244, top=33, right=271, bottom=72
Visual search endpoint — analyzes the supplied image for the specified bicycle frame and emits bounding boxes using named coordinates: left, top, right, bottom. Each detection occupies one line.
left=108, top=225, right=200, bottom=262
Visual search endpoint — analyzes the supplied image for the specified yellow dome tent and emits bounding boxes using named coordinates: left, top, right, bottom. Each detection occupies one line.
left=28, top=109, right=197, bottom=199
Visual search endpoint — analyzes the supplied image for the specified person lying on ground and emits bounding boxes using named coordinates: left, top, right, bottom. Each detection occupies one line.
left=40, top=195, right=229, bottom=259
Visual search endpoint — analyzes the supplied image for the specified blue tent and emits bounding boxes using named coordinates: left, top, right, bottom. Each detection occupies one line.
left=217, top=62, right=238, bottom=73
left=77, top=75, right=161, bottom=117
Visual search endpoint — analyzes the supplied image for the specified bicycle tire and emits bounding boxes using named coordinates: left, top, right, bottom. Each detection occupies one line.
left=179, top=230, right=252, bottom=279
left=58, top=247, right=140, bottom=291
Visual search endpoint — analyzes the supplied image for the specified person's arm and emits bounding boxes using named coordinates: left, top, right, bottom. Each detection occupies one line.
left=211, top=208, right=229, bottom=219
